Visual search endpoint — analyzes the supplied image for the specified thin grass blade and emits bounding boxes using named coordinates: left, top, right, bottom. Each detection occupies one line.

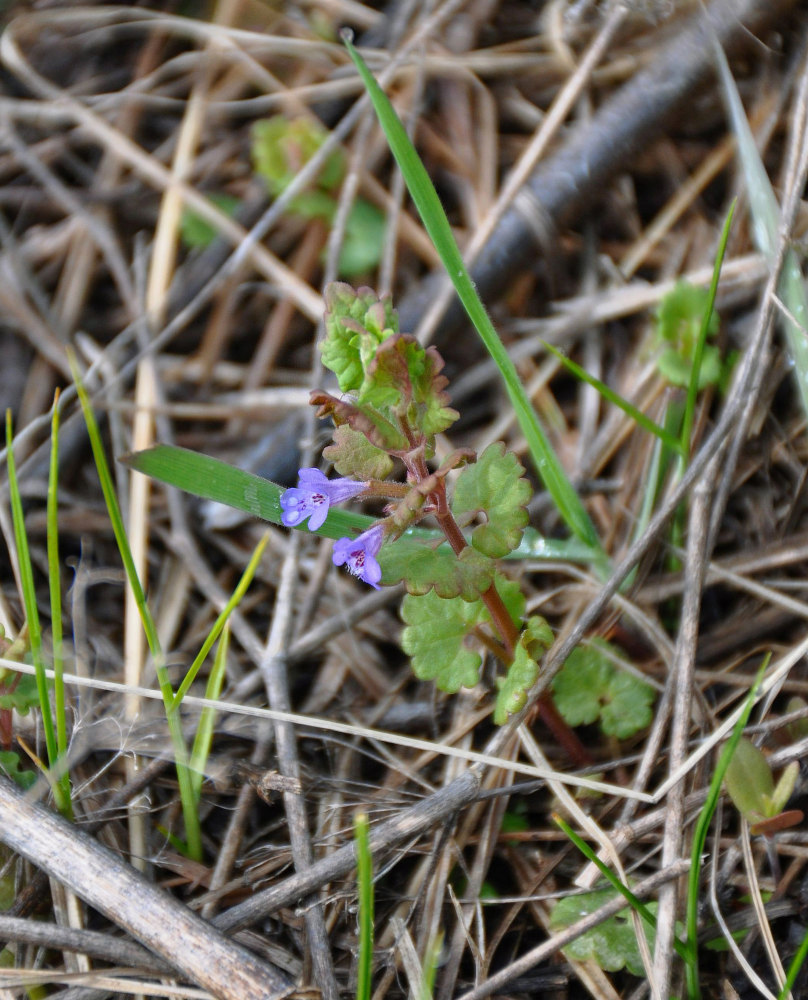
left=46, top=392, right=71, bottom=815
left=681, top=200, right=736, bottom=458
left=189, top=624, right=230, bottom=802
left=5, top=411, right=63, bottom=810
left=71, top=357, right=203, bottom=860
left=543, top=342, right=683, bottom=455
left=342, top=34, right=604, bottom=559
left=172, top=532, right=269, bottom=711
left=685, top=654, right=770, bottom=1000
left=354, top=810, right=374, bottom=1000
left=553, top=813, right=689, bottom=963
left=714, top=45, right=808, bottom=421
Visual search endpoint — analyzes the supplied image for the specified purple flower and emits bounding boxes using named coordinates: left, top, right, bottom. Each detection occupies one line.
left=332, top=524, right=386, bottom=589
left=280, top=468, right=366, bottom=531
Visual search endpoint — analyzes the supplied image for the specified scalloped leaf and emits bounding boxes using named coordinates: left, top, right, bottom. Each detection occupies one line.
left=599, top=670, right=655, bottom=739
left=362, top=335, right=458, bottom=441
left=451, top=443, right=530, bottom=558
left=401, top=591, right=487, bottom=692
left=322, top=425, right=393, bottom=480
left=0, top=672, right=39, bottom=715
left=550, top=889, right=655, bottom=976
left=494, top=615, right=553, bottom=724
left=411, top=346, right=458, bottom=436
left=320, top=283, right=398, bottom=393
left=251, top=116, right=345, bottom=197
left=0, top=750, right=36, bottom=791
left=655, top=280, right=723, bottom=390
left=401, top=574, right=525, bottom=693
left=551, top=638, right=655, bottom=739
left=364, top=333, right=419, bottom=411
left=311, top=390, right=408, bottom=452
left=380, top=539, right=494, bottom=599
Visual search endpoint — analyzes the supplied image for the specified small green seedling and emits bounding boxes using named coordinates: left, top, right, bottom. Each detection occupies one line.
left=549, top=888, right=657, bottom=976
left=252, top=115, right=385, bottom=278
left=180, top=193, right=241, bottom=249
left=724, top=736, right=803, bottom=836
left=551, top=638, right=655, bottom=740
left=786, top=696, right=808, bottom=740
left=654, top=280, right=724, bottom=390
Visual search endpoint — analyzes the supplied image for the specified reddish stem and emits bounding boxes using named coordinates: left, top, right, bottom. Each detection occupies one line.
left=431, top=478, right=591, bottom=767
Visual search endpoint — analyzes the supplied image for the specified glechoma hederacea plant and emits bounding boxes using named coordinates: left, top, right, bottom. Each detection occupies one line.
left=285, top=281, right=577, bottom=736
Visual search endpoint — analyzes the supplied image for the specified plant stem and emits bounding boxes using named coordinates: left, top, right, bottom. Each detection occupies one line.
left=432, top=480, right=590, bottom=765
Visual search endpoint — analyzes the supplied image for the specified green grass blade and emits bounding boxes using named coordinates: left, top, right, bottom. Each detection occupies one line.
left=342, top=35, right=604, bottom=559
left=715, top=45, right=808, bottom=422
left=126, top=444, right=605, bottom=567
left=124, top=444, right=367, bottom=541
left=779, top=924, right=808, bottom=999
left=189, top=623, right=230, bottom=802
left=553, top=813, right=689, bottom=964
left=680, top=200, right=736, bottom=459
left=5, top=411, right=65, bottom=811
left=71, top=357, right=202, bottom=860
left=46, top=392, right=72, bottom=816
left=354, top=810, right=374, bottom=1000
left=172, top=533, right=269, bottom=711
left=684, top=654, right=770, bottom=1000
left=543, top=342, right=684, bottom=455
left=420, top=933, right=442, bottom=1000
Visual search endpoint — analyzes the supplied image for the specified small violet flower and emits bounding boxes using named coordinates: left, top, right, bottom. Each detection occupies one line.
left=280, top=468, right=366, bottom=531
left=332, top=524, right=386, bottom=589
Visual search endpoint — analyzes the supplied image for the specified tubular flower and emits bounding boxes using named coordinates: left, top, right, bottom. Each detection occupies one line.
left=332, top=524, right=386, bottom=588
left=280, top=468, right=366, bottom=531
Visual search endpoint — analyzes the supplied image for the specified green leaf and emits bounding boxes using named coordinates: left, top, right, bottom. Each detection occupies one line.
left=251, top=116, right=344, bottom=196
left=770, top=761, right=799, bottom=817
left=494, top=615, right=553, bottom=724
left=0, top=672, right=39, bottom=714
left=551, top=648, right=610, bottom=728
left=338, top=198, right=387, bottom=278
left=412, top=346, right=458, bottom=437
left=401, top=574, right=523, bottom=692
left=494, top=574, right=526, bottom=626
left=551, top=639, right=655, bottom=739
left=724, top=738, right=775, bottom=821
left=599, top=669, right=655, bottom=740
left=364, top=335, right=458, bottom=441
left=322, top=425, right=393, bottom=480
left=401, top=590, right=488, bottom=692
left=321, top=282, right=398, bottom=393
left=310, top=390, right=409, bottom=452
left=654, top=280, right=723, bottom=391
left=180, top=193, right=242, bottom=249
left=0, top=750, right=36, bottom=791
left=381, top=539, right=494, bottom=599
left=657, top=280, right=719, bottom=350
left=452, top=443, right=530, bottom=558
left=363, top=334, right=419, bottom=412
left=657, top=345, right=723, bottom=390
left=550, top=889, right=655, bottom=976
